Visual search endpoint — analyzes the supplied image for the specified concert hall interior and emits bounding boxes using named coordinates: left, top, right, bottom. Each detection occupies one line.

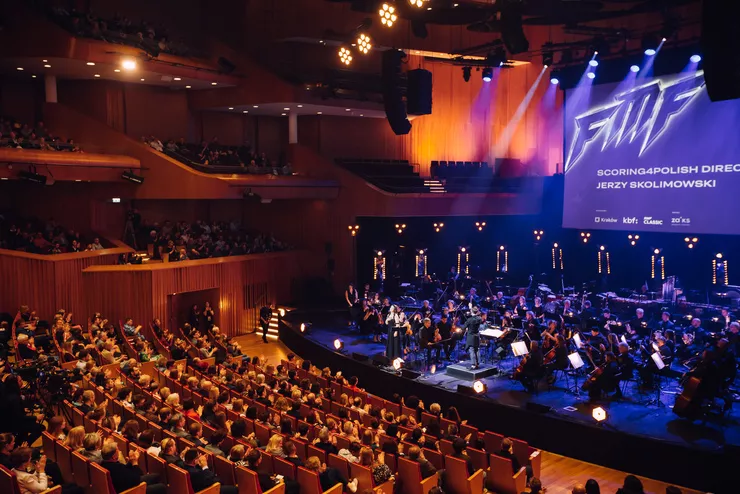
left=0, top=1, right=737, bottom=494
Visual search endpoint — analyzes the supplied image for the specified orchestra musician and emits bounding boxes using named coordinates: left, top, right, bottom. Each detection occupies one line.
left=532, top=297, right=544, bottom=319
left=688, top=317, right=709, bottom=346
left=720, top=308, right=734, bottom=331
left=544, top=334, right=570, bottom=383
left=345, top=283, right=359, bottom=327
left=467, top=288, right=481, bottom=311
left=580, top=300, right=597, bottom=325
left=461, top=306, right=483, bottom=370
left=515, top=296, right=529, bottom=317
left=629, top=308, right=649, bottom=336
left=616, top=342, right=635, bottom=381
left=419, top=318, right=442, bottom=364
left=385, top=306, right=407, bottom=360
left=523, top=311, right=542, bottom=344
left=639, top=335, right=673, bottom=388
left=657, top=311, right=675, bottom=332
left=560, top=299, right=574, bottom=318
left=492, top=291, right=507, bottom=310
left=599, top=308, right=620, bottom=334
left=587, top=351, right=620, bottom=401
left=378, top=297, right=392, bottom=344
left=420, top=300, right=434, bottom=320
left=362, top=283, right=373, bottom=301
left=436, top=313, right=454, bottom=361
left=518, top=340, right=544, bottom=392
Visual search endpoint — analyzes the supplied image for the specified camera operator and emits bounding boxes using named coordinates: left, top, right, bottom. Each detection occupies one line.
left=0, top=373, right=45, bottom=446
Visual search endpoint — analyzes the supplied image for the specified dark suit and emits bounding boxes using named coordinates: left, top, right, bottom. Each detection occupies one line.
left=259, top=306, right=272, bottom=342
left=319, top=467, right=349, bottom=491
left=102, top=460, right=166, bottom=494
left=184, top=464, right=238, bottom=494
left=451, top=452, right=474, bottom=475
left=414, top=458, right=437, bottom=480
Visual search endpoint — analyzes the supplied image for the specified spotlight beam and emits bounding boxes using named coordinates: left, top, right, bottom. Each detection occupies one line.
left=494, top=66, right=547, bottom=157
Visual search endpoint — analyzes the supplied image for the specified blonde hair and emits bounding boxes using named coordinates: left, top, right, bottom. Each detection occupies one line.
left=17, top=334, right=29, bottom=344
left=161, top=438, right=177, bottom=455
left=159, top=387, right=171, bottom=401
left=229, top=444, right=246, bottom=461
left=266, top=434, right=283, bottom=453
left=166, top=393, right=180, bottom=408
left=64, top=426, right=86, bottom=450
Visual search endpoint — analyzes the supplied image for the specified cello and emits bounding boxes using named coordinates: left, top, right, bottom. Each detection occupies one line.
left=581, top=347, right=605, bottom=391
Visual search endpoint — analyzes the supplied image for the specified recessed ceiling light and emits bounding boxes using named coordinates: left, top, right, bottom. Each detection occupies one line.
left=345, top=108, right=351, bottom=111
left=94, top=74, right=100, bottom=78
left=297, top=105, right=303, bottom=108
left=317, top=111, right=322, bottom=115
left=281, top=113, right=286, bottom=116
left=185, top=85, right=191, bottom=88
left=242, top=110, right=248, bottom=113
left=174, top=77, right=181, bottom=81
left=44, top=64, right=51, bottom=68
left=42, top=59, right=48, bottom=63
left=122, top=59, right=137, bottom=70
left=453, top=3, right=459, bottom=6
left=427, top=6, right=432, bottom=10
left=16, top=67, right=23, bottom=71
left=228, top=107, right=234, bottom=110
left=75, top=179, right=82, bottom=182
left=211, top=82, right=217, bottom=86
left=360, top=114, right=364, bottom=117
left=87, top=62, right=95, bottom=66
left=283, top=107, right=290, bottom=111
left=0, top=178, right=8, bottom=180
left=114, top=69, right=121, bottom=72
left=253, top=105, right=259, bottom=108
left=140, top=78, right=145, bottom=81
left=31, top=75, right=36, bottom=78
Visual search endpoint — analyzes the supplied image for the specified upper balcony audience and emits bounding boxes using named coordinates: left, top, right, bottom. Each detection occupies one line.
left=0, top=118, right=81, bottom=152
left=47, top=7, right=193, bottom=57
left=128, top=215, right=289, bottom=260
left=143, top=136, right=292, bottom=176
left=0, top=216, right=105, bottom=255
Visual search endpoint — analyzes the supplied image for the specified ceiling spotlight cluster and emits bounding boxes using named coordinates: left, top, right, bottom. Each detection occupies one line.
left=684, top=236, right=698, bottom=249
left=409, top=0, right=425, bottom=7
left=379, top=3, right=397, bottom=28
left=628, top=234, right=640, bottom=246
left=357, top=34, right=372, bottom=54
left=339, top=47, right=353, bottom=66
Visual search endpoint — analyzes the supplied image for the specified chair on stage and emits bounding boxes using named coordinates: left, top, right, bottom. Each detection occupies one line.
left=444, top=456, right=484, bottom=494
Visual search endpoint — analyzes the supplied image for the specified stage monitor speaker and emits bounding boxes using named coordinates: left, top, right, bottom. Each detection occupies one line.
left=382, top=49, right=412, bottom=135
left=407, top=69, right=432, bottom=116
left=525, top=402, right=552, bottom=414
left=217, top=57, right=236, bottom=74
left=702, top=0, right=740, bottom=101
left=352, top=352, right=369, bottom=363
left=373, top=354, right=391, bottom=367
left=401, top=369, right=421, bottom=380
left=500, top=1, right=529, bottom=55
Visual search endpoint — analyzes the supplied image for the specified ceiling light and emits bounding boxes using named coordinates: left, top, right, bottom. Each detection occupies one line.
left=644, top=48, right=656, bottom=56
left=345, top=108, right=351, bottom=111
left=360, top=114, right=364, bottom=117
left=339, top=46, right=353, bottom=65
left=410, top=0, right=424, bottom=6
left=211, top=82, right=217, bottom=85
left=31, top=75, right=36, bottom=78
left=379, top=3, right=397, bottom=28
left=243, top=110, right=248, bottom=113
left=87, top=62, right=95, bottom=66
left=253, top=105, right=259, bottom=108
left=357, top=33, right=372, bottom=55
left=297, top=105, right=303, bottom=108
left=427, top=7, right=432, bottom=10
left=482, top=67, right=493, bottom=82
left=42, top=60, right=48, bottom=63
left=173, top=77, right=181, bottom=81
left=114, top=69, right=121, bottom=72
left=587, top=72, right=596, bottom=79
left=94, top=74, right=100, bottom=78
left=281, top=113, right=286, bottom=116
left=283, top=107, right=290, bottom=111
left=44, top=64, right=51, bottom=68
left=550, top=77, right=559, bottom=85
left=228, top=107, right=234, bottom=110
left=630, top=65, right=640, bottom=73
left=141, top=78, right=145, bottom=81
left=16, top=67, right=23, bottom=71
left=185, top=85, right=191, bottom=88
left=589, top=59, right=599, bottom=67
left=122, top=59, right=137, bottom=70
left=317, top=111, right=322, bottom=115
left=690, top=54, right=702, bottom=63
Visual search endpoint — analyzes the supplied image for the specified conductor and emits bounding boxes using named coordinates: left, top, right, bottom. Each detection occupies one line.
left=462, top=306, right=483, bottom=369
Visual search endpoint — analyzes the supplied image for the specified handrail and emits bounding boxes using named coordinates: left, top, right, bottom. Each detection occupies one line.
left=0, top=239, right=133, bottom=261
left=82, top=250, right=301, bottom=272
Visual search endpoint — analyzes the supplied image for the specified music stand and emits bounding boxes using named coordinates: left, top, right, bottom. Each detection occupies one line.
left=645, top=353, right=667, bottom=407
left=566, top=352, right=585, bottom=397
left=511, top=341, right=529, bottom=357
left=573, top=333, right=584, bottom=349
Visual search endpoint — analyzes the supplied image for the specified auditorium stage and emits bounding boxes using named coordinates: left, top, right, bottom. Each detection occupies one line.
left=278, top=308, right=739, bottom=493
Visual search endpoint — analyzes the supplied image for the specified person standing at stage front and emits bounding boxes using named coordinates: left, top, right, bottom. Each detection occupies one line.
left=385, top=305, right=406, bottom=361
left=259, top=304, right=273, bottom=343
left=462, top=306, right=483, bottom=369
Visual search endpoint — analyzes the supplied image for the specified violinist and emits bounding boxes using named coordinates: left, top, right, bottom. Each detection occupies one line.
left=436, top=313, right=454, bottom=361
left=523, top=311, right=542, bottom=344
left=560, top=299, right=574, bottom=318
left=587, top=327, right=607, bottom=356
left=467, top=288, right=481, bottom=311
left=515, top=296, right=529, bottom=318
left=541, top=320, right=559, bottom=350
left=517, top=340, right=544, bottom=392
left=420, top=300, right=435, bottom=320
left=720, top=308, right=734, bottom=331
left=639, top=336, right=672, bottom=387
left=587, top=351, right=620, bottom=401
left=492, top=292, right=507, bottom=310
left=545, top=334, right=570, bottom=384
left=616, top=342, right=635, bottom=384
left=359, top=299, right=376, bottom=336
left=624, top=323, right=641, bottom=349
left=419, top=318, right=442, bottom=364
left=445, top=300, right=459, bottom=325
left=629, top=308, right=649, bottom=336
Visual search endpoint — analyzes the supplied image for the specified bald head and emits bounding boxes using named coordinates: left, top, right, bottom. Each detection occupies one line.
left=572, top=484, right=586, bottom=494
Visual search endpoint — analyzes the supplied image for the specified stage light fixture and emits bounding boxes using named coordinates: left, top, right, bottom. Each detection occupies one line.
left=300, top=323, right=306, bottom=333
left=592, top=406, right=607, bottom=422
left=472, top=380, right=487, bottom=394
left=433, top=222, right=444, bottom=232
left=393, top=358, right=404, bottom=370
left=587, top=72, right=596, bottom=79
left=589, top=59, right=599, bottom=67
left=690, top=54, right=702, bottom=63
left=550, top=77, right=559, bottom=85
left=462, top=66, right=471, bottom=82
left=654, top=248, right=660, bottom=255
left=121, top=59, right=137, bottom=71
left=379, top=3, right=397, bottom=28
left=684, top=237, right=698, bottom=249
left=338, top=47, right=353, bottom=66
left=475, top=221, right=486, bottom=232
left=409, top=0, right=424, bottom=7
left=357, top=34, right=372, bottom=54
left=333, top=339, right=344, bottom=351
left=630, top=65, right=640, bottom=73
left=533, top=229, right=544, bottom=241
left=278, top=308, right=286, bottom=318
left=580, top=232, right=591, bottom=243
left=717, top=253, right=723, bottom=259
left=348, top=225, right=360, bottom=236
left=482, top=67, right=493, bottom=82
left=395, top=223, right=407, bottom=235
left=121, top=170, right=144, bottom=184
left=19, top=170, right=47, bottom=184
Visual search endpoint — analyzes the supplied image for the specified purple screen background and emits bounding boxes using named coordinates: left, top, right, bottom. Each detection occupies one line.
left=562, top=70, right=740, bottom=234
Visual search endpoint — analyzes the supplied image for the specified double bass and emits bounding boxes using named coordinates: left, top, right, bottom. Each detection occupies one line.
left=581, top=348, right=605, bottom=391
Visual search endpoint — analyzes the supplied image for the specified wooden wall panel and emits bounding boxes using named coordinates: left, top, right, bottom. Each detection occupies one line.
left=83, top=251, right=304, bottom=337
